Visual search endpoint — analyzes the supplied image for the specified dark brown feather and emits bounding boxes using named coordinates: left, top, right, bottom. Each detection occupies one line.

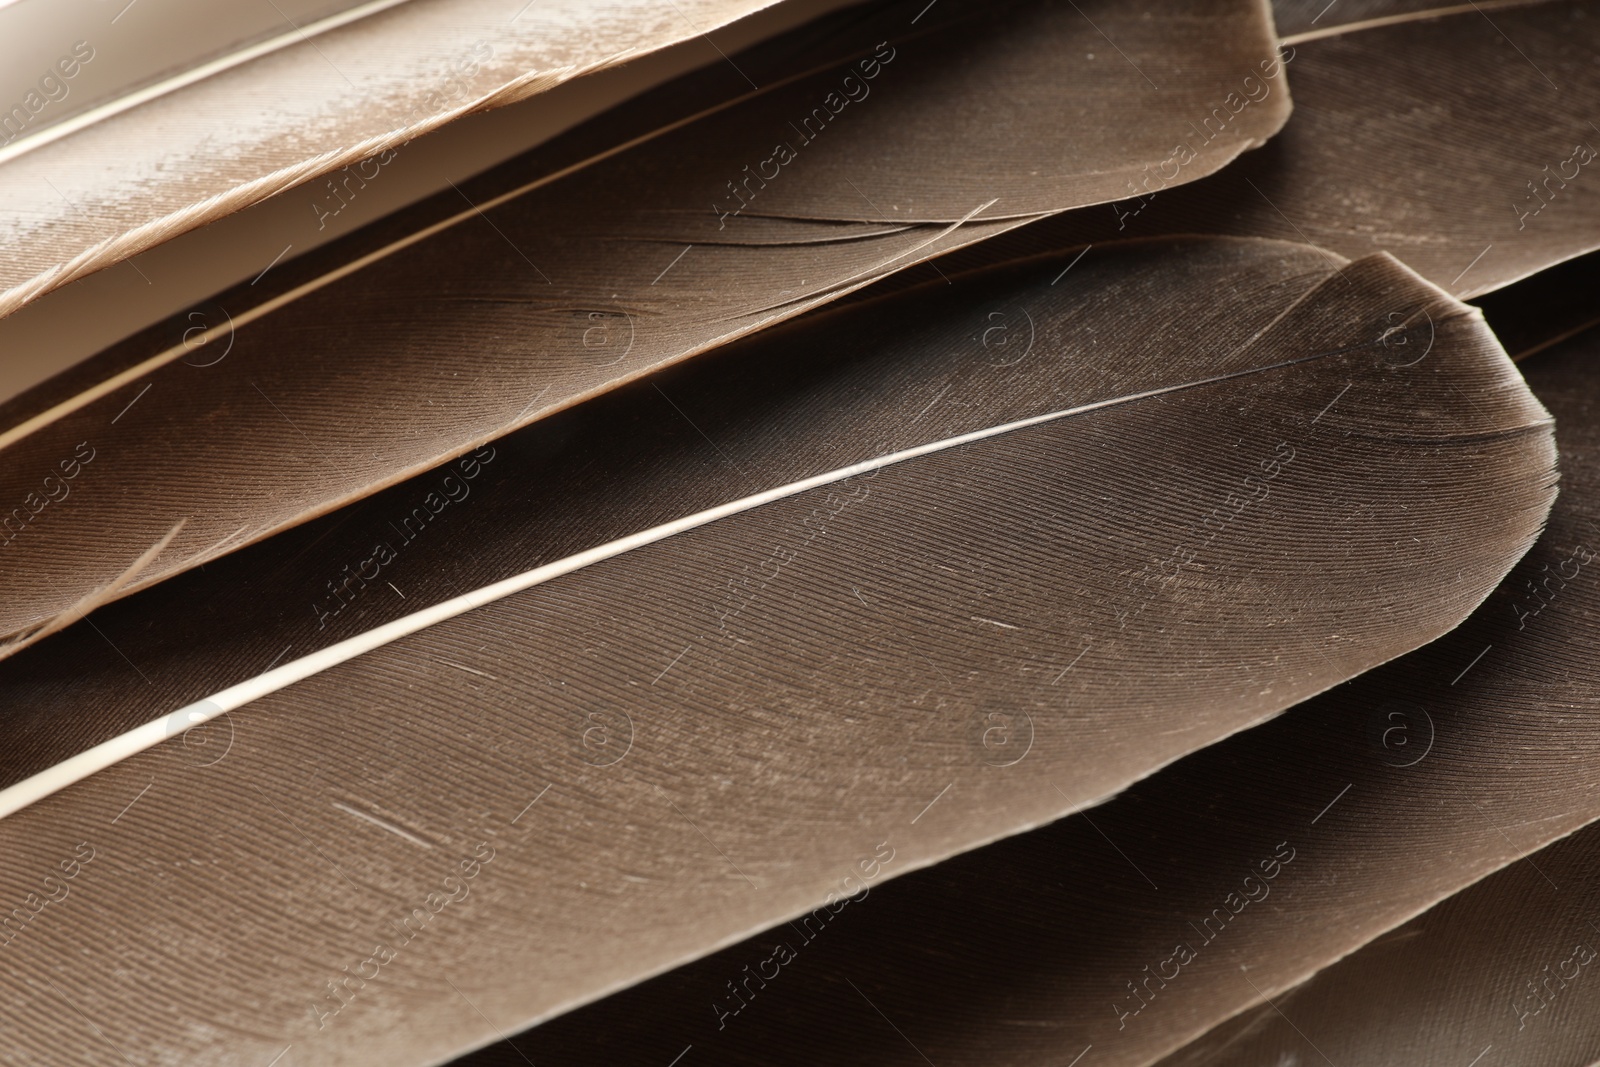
left=0, top=237, right=1554, bottom=1065
left=880, top=0, right=1600, bottom=302
left=1157, top=825, right=1600, bottom=1065
left=1147, top=338, right=1600, bottom=1067
left=443, top=327, right=1600, bottom=1067
left=0, top=0, right=1289, bottom=653
left=1268, top=0, right=1534, bottom=39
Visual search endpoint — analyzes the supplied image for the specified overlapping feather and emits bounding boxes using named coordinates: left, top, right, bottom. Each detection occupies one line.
left=0, top=235, right=1556, bottom=1065
left=0, top=0, right=851, bottom=320
left=0, top=0, right=1288, bottom=653
left=0, top=2, right=1591, bottom=1065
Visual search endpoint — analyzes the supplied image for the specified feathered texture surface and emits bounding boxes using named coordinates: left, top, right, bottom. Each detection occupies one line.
left=0, top=235, right=1552, bottom=789
left=1269, top=0, right=1544, bottom=39
left=0, top=0, right=1289, bottom=654
left=0, top=0, right=833, bottom=322
left=0, top=0, right=393, bottom=141
left=0, top=0, right=884, bottom=408
left=879, top=0, right=1600, bottom=301
left=446, top=326, right=1600, bottom=1067
left=0, top=237, right=1555, bottom=1065
left=1173, top=823, right=1600, bottom=1065
left=1150, top=324, right=1600, bottom=1067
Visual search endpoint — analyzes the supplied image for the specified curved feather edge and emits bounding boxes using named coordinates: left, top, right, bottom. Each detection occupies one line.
left=446, top=326, right=1600, bottom=1067
left=1274, top=0, right=1548, bottom=42
left=0, top=238, right=1554, bottom=1065
left=880, top=0, right=1600, bottom=303
left=1148, top=323, right=1600, bottom=1067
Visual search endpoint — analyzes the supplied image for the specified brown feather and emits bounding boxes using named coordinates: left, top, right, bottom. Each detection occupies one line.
left=0, top=0, right=893, bottom=406
left=883, top=0, right=1600, bottom=301
left=0, top=237, right=1554, bottom=1065
left=0, top=0, right=1289, bottom=650
left=0, top=0, right=854, bottom=321
left=1151, top=323, right=1600, bottom=1067
left=1270, top=0, right=1547, bottom=40
left=441, top=327, right=1600, bottom=1067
